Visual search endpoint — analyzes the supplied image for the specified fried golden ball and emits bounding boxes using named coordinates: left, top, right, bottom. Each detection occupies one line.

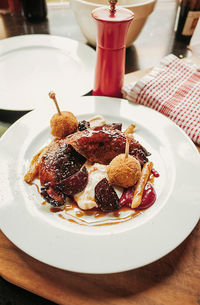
left=50, top=111, right=78, bottom=138
left=107, top=154, right=141, bottom=188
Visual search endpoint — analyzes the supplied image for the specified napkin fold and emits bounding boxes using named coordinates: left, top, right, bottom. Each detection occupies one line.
left=122, top=54, right=200, bottom=145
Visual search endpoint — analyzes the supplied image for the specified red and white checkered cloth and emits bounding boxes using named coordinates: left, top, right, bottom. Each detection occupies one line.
left=122, top=54, right=200, bottom=145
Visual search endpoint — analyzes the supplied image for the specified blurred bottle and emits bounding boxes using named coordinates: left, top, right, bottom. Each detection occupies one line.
left=21, top=0, right=47, bottom=22
left=0, top=0, right=9, bottom=9
left=8, top=0, right=21, bottom=12
left=176, top=0, right=200, bottom=44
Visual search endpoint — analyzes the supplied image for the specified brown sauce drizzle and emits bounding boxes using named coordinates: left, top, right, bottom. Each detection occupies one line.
left=50, top=207, right=63, bottom=213
left=30, top=182, right=40, bottom=194
left=30, top=172, right=155, bottom=227
left=60, top=207, right=140, bottom=227
left=50, top=200, right=141, bottom=227
left=58, top=214, right=66, bottom=220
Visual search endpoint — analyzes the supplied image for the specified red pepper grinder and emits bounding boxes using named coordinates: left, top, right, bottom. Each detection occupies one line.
left=92, top=0, right=134, bottom=98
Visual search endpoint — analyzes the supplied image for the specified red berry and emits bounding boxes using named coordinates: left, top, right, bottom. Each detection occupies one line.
left=95, top=178, right=120, bottom=212
left=57, top=166, right=88, bottom=196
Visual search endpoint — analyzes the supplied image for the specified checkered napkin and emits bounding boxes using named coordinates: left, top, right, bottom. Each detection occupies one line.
left=122, top=54, right=200, bottom=145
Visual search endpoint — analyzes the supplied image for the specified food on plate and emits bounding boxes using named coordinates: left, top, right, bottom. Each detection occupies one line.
left=107, top=136, right=142, bottom=188
left=77, top=115, right=106, bottom=131
left=65, top=124, right=149, bottom=166
left=95, top=178, right=120, bottom=212
left=107, top=153, right=141, bottom=188
left=24, top=146, right=48, bottom=184
left=131, top=161, right=153, bottom=209
left=120, top=181, right=156, bottom=210
left=74, top=162, right=106, bottom=210
left=24, top=97, right=159, bottom=224
left=78, top=120, right=90, bottom=131
left=38, top=141, right=86, bottom=207
left=88, top=115, right=106, bottom=127
left=124, top=123, right=136, bottom=135
left=49, top=92, right=78, bottom=138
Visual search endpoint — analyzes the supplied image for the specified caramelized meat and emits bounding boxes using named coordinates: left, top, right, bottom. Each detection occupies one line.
left=38, top=140, right=86, bottom=206
left=39, top=140, right=86, bottom=185
left=41, top=184, right=66, bottom=207
left=66, top=124, right=150, bottom=166
left=40, top=167, right=88, bottom=207
left=25, top=123, right=149, bottom=207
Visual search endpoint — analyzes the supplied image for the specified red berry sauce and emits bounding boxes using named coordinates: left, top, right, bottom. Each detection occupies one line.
left=120, top=182, right=156, bottom=210
left=151, top=168, right=160, bottom=178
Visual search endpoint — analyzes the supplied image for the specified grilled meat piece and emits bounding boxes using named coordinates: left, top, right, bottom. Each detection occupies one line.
left=25, top=123, right=149, bottom=207
left=66, top=124, right=150, bottom=166
left=41, top=184, right=66, bottom=207
left=38, top=140, right=86, bottom=206
left=39, top=140, right=86, bottom=185
left=40, top=166, right=88, bottom=207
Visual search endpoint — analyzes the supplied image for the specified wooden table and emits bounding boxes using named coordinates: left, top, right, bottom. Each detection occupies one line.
left=0, top=1, right=199, bottom=305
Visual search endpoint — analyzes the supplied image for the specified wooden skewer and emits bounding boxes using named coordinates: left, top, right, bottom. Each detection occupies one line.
left=49, top=91, right=61, bottom=115
left=124, top=124, right=136, bottom=159
left=124, top=124, right=136, bottom=135
left=125, top=135, right=130, bottom=159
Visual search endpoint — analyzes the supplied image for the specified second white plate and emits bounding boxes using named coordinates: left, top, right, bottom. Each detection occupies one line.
left=0, top=34, right=96, bottom=111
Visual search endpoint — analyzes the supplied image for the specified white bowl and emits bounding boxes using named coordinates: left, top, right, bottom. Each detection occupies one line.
left=70, top=0, right=157, bottom=47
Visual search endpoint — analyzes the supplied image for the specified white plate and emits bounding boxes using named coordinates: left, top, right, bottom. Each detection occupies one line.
left=0, top=34, right=96, bottom=111
left=0, top=96, right=199, bottom=274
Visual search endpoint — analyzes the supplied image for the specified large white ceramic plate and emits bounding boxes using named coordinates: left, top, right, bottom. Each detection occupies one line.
left=0, top=96, right=199, bottom=274
left=0, top=34, right=95, bottom=111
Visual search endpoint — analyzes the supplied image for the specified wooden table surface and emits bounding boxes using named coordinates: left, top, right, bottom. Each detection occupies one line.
left=0, top=1, right=199, bottom=305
